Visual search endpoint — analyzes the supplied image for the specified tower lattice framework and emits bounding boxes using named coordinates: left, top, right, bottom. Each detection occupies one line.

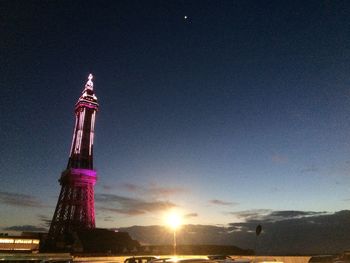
left=48, top=74, right=99, bottom=247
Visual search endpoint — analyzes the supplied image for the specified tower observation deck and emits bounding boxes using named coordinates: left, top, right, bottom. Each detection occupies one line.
left=47, top=74, right=99, bottom=249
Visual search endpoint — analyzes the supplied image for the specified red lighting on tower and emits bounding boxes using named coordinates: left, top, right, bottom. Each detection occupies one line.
left=47, top=74, right=99, bottom=250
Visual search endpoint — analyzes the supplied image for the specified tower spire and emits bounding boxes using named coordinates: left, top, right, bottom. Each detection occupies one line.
left=85, top=73, right=94, bottom=91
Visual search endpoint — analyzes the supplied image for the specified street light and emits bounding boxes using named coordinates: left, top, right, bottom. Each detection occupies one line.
left=167, top=212, right=182, bottom=256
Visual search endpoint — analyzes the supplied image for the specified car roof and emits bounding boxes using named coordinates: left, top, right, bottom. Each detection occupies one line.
left=151, top=258, right=216, bottom=263
left=125, top=256, right=159, bottom=263
left=308, top=256, right=335, bottom=262
left=208, top=255, right=232, bottom=260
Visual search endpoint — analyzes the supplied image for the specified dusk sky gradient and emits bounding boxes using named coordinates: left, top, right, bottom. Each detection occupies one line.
left=2, top=0, right=350, bottom=233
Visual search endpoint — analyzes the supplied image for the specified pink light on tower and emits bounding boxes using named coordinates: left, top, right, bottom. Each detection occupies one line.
left=47, top=74, right=99, bottom=250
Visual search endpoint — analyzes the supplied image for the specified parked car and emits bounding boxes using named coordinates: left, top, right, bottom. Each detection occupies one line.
left=150, top=258, right=217, bottom=263
left=125, top=256, right=159, bottom=263
left=207, top=256, right=251, bottom=263
left=333, top=250, right=350, bottom=263
left=308, top=255, right=335, bottom=263
left=233, top=259, right=251, bottom=263
left=148, top=258, right=172, bottom=263
left=208, top=255, right=235, bottom=263
left=251, top=258, right=283, bottom=263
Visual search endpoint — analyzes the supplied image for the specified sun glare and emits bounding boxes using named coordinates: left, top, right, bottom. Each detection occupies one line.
left=167, top=212, right=182, bottom=230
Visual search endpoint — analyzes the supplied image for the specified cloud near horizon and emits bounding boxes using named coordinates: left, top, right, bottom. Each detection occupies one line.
left=271, top=154, right=288, bottom=164
left=209, top=199, right=238, bottom=206
left=102, top=183, right=187, bottom=199
left=228, top=209, right=327, bottom=223
left=228, top=209, right=272, bottom=222
left=95, top=193, right=177, bottom=216
left=0, top=191, right=44, bottom=208
left=37, top=214, right=51, bottom=227
left=103, top=216, right=114, bottom=222
left=300, top=166, right=320, bottom=173
left=3, top=225, right=47, bottom=232
left=185, top=213, right=198, bottom=218
left=122, top=183, right=187, bottom=198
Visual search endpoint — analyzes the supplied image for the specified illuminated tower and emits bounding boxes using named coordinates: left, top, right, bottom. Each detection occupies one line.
left=48, top=74, right=99, bottom=248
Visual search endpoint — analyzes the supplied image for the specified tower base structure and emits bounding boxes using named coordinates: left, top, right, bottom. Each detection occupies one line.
left=46, top=168, right=97, bottom=250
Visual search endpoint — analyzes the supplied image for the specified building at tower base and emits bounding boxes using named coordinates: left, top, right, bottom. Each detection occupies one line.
left=73, top=229, right=140, bottom=254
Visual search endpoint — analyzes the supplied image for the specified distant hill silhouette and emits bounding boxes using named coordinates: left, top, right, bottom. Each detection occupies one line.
left=120, top=210, right=350, bottom=255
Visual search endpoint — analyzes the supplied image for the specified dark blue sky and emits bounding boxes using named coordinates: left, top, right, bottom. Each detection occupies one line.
left=2, top=0, right=350, bottom=230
